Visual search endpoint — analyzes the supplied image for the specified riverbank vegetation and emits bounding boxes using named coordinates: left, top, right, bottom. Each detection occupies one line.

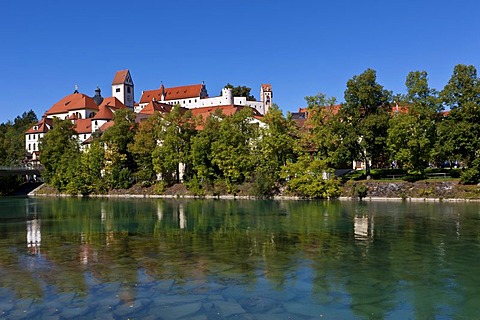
left=4, top=64, right=480, bottom=198
left=0, top=111, right=38, bottom=194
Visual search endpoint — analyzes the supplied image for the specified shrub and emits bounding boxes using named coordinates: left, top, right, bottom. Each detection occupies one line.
left=185, top=175, right=205, bottom=196
left=460, top=158, right=480, bottom=185
left=153, top=181, right=166, bottom=194
left=356, top=183, right=368, bottom=199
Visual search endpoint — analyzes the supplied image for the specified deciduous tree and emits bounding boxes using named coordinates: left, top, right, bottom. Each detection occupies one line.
left=39, top=118, right=81, bottom=191
left=387, top=71, right=440, bottom=174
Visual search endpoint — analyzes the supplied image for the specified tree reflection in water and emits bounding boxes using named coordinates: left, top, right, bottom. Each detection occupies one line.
left=0, top=198, right=479, bottom=318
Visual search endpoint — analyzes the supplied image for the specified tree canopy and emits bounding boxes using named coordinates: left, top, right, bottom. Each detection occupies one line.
left=224, top=83, right=256, bottom=101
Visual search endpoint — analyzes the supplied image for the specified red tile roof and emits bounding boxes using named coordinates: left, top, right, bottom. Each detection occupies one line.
left=140, top=84, right=204, bottom=103
left=99, top=97, right=126, bottom=110
left=45, top=92, right=99, bottom=115
left=25, top=117, right=53, bottom=134
left=93, top=104, right=115, bottom=120
left=191, top=105, right=262, bottom=129
left=74, top=119, right=92, bottom=134
left=112, top=69, right=130, bottom=85
left=92, top=97, right=127, bottom=120
left=138, top=100, right=174, bottom=115
left=261, top=84, right=272, bottom=91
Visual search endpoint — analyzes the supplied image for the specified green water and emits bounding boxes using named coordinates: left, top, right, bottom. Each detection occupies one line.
left=0, top=197, right=479, bottom=319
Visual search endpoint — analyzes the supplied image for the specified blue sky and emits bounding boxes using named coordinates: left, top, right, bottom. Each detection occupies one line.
left=1, top=0, right=479, bottom=123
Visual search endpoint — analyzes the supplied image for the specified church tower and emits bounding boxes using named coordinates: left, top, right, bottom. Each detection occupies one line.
left=112, top=69, right=134, bottom=109
left=260, top=84, right=272, bottom=115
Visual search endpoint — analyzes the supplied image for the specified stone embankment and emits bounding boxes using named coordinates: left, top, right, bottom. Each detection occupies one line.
left=342, top=180, right=480, bottom=201
left=29, top=180, right=480, bottom=200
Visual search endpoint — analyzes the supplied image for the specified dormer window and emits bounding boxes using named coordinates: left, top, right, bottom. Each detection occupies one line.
left=33, top=126, right=38, bottom=131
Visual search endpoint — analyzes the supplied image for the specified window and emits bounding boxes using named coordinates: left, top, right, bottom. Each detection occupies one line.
left=127, top=87, right=131, bottom=93
left=84, top=134, right=86, bottom=139
left=189, top=100, right=191, bottom=103
left=28, top=144, right=31, bottom=151
left=116, top=88, right=121, bottom=93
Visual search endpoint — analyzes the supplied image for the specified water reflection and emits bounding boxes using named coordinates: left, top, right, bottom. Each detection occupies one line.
left=0, top=198, right=479, bottom=319
left=26, top=200, right=41, bottom=255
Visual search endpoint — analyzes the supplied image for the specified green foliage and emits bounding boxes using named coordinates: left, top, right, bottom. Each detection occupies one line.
left=191, top=109, right=223, bottom=184
left=0, top=110, right=37, bottom=165
left=40, top=118, right=81, bottom=192
left=152, top=106, right=196, bottom=185
left=388, top=71, right=440, bottom=174
left=210, top=108, right=259, bottom=192
left=251, top=169, right=276, bottom=198
left=102, top=109, right=138, bottom=189
left=438, top=64, right=480, bottom=167
left=153, top=181, right=166, bottom=194
left=281, top=155, right=340, bottom=199
left=185, top=175, right=205, bottom=196
left=356, top=183, right=368, bottom=199
left=224, top=83, right=256, bottom=101
left=303, top=93, right=342, bottom=166
left=130, top=113, right=162, bottom=182
left=338, top=69, right=392, bottom=173
left=460, top=158, right=480, bottom=184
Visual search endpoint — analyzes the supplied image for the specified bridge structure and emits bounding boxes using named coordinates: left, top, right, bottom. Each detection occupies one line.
left=0, top=165, right=44, bottom=177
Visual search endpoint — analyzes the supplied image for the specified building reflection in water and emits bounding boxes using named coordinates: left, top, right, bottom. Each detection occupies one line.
left=157, top=202, right=163, bottom=221
left=26, top=201, right=41, bottom=255
left=354, top=214, right=374, bottom=241
left=179, top=203, right=186, bottom=229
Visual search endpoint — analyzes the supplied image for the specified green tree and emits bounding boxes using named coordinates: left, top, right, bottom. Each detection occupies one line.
left=190, top=109, right=223, bottom=186
left=152, top=106, right=196, bottom=185
left=130, top=112, right=163, bottom=183
left=224, top=83, right=256, bottom=101
left=253, top=104, right=297, bottom=196
left=102, top=108, right=138, bottom=189
left=303, top=93, right=343, bottom=166
left=387, top=71, right=440, bottom=174
left=39, top=118, right=81, bottom=191
left=339, top=69, right=392, bottom=176
left=72, top=140, right=106, bottom=195
left=280, top=155, right=340, bottom=199
left=0, top=110, right=38, bottom=194
left=439, top=64, right=480, bottom=183
left=439, top=65, right=480, bottom=166
left=211, top=108, right=259, bottom=193
left=0, top=110, right=37, bottom=165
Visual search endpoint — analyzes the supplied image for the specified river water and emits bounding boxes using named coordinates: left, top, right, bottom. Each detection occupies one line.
left=0, top=197, right=479, bottom=319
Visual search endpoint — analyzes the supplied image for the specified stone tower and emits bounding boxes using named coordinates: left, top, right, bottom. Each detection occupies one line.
left=112, top=69, right=134, bottom=109
left=260, top=84, right=272, bottom=115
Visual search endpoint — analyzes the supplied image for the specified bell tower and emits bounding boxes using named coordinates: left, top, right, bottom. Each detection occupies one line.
left=260, top=84, right=272, bottom=115
left=112, top=69, right=134, bottom=109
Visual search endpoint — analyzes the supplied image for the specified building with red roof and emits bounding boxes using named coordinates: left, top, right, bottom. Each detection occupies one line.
left=137, top=82, right=272, bottom=116
left=25, top=69, right=269, bottom=164
left=25, top=71, right=131, bottom=158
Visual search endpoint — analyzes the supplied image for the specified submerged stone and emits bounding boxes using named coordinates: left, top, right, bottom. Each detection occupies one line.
left=213, top=300, right=246, bottom=317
